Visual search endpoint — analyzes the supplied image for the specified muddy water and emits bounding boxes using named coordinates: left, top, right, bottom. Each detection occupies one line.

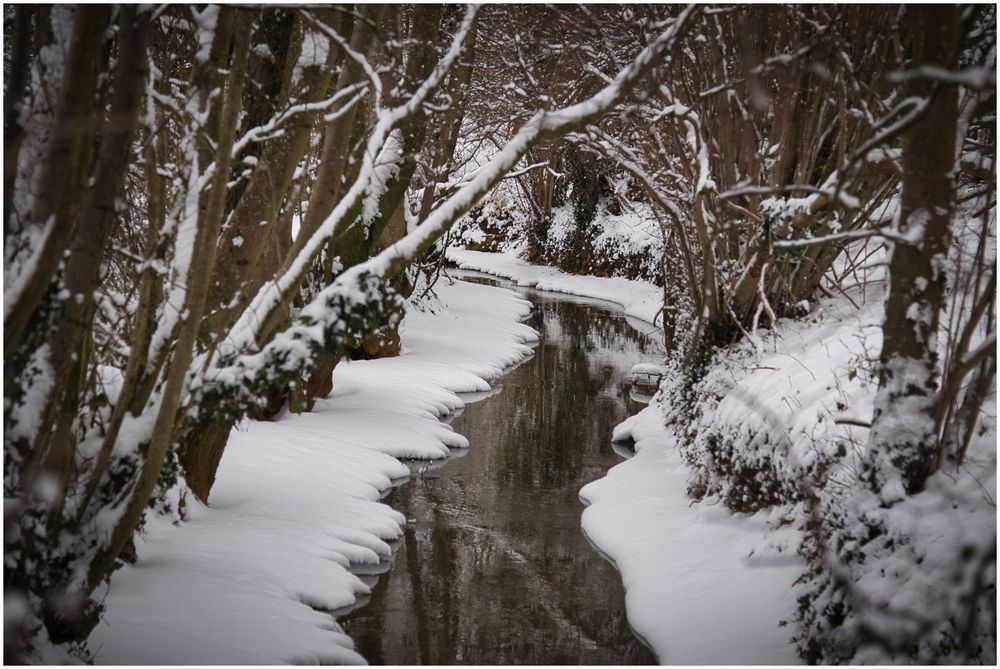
left=340, top=279, right=664, bottom=665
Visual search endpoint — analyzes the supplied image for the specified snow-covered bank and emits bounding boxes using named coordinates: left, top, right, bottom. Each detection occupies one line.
left=580, top=408, right=802, bottom=665
left=577, top=282, right=884, bottom=663
left=89, top=280, right=538, bottom=664
left=447, top=248, right=663, bottom=325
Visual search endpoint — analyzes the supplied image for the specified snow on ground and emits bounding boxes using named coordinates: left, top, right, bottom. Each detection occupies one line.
left=447, top=248, right=663, bottom=325
left=580, top=407, right=802, bottom=665
left=89, top=280, right=538, bottom=665
left=588, top=282, right=888, bottom=664
left=446, top=249, right=803, bottom=664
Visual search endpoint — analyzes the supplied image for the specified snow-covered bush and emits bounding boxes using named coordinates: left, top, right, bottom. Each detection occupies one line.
left=795, top=418, right=996, bottom=664
left=542, top=199, right=662, bottom=284
left=452, top=201, right=523, bottom=255
left=660, top=281, right=881, bottom=512
left=452, top=173, right=663, bottom=284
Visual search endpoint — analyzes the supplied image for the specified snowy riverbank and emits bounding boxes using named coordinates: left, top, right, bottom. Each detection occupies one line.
left=89, top=280, right=538, bottom=664
left=447, top=248, right=803, bottom=663
left=447, top=248, right=663, bottom=325
left=581, top=408, right=802, bottom=664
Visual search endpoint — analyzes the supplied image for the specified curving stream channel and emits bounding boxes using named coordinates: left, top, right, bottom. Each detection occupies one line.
left=340, top=276, right=664, bottom=664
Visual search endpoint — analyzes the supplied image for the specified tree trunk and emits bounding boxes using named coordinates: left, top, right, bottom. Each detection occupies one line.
left=4, top=7, right=108, bottom=383
left=3, top=5, right=33, bottom=236
left=29, top=6, right=150, bottom=530
left=178, top=421, right=232, bottom=503
left=866, top=5, right=960, bottom=497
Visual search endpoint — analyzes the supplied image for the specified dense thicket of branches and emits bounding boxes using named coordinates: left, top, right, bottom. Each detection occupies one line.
left=3, top=3, right=995, bottom=664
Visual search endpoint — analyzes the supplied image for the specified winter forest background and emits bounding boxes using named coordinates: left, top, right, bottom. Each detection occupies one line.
left=3, top=4, right=996, bottom=665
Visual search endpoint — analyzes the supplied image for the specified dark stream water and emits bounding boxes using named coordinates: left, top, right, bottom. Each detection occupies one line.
left=340, top=278, right=664, bottom=665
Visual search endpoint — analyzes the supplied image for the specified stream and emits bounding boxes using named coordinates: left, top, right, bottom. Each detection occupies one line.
left=340, top=277, right=664, bottom=664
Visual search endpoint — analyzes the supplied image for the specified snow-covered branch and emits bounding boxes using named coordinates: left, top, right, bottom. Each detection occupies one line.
left=207, top=3, right=699, bottom=392
left=888, top=65, right=997, bottom=90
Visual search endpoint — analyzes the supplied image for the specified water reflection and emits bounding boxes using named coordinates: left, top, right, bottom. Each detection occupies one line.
left=340, top=283, right=663, bottom=665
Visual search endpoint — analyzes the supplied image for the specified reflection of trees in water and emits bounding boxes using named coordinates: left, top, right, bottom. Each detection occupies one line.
left=341, top=292, right=658, bottom=664
left=497, top=298, right=654, bottom=490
